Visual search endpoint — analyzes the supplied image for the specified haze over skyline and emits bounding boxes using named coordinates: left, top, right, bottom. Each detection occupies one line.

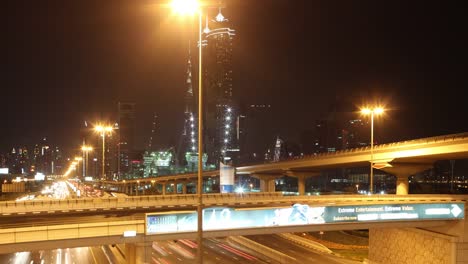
left=3, top=0, right=467, bottom=155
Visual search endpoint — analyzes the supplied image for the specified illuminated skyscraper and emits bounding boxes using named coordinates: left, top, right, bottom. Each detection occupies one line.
left=118, top=102, right=136, bottom=178
left=180, top=46, right=208, bottom=171
left=184, top=47, right=198, bottom=160
left=203, top=8, right=238, bottom=166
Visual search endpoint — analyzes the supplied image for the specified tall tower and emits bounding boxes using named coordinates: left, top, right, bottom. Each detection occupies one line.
left=180, top=45, right=204, bottom=171
left=203, top=7, right=238, bottom=166
left=118, top=102, right=136, bottom=178
left=184, top=45, right=197, bottom=154
left=147, top=113, right=158, bottom=151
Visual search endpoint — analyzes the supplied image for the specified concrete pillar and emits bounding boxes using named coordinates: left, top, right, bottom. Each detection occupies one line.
left=396, top=175, right=409, bottom=195
left=284, top=171, right=320, bottom=195
left=125, top=242, right=152, bottom=264
left=380, top=163, right=432, bottom=195
left=253, top=174, right=277, bottom=192
left=298, top=175, right=306, bottom=195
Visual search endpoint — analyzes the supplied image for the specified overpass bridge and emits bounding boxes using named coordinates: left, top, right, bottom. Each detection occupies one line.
left=101, top=132, right=468, bottom=196
left=1, top=193, right=468, bottom=263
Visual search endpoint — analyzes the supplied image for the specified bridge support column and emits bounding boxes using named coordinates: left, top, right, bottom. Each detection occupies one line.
left=252, top=174, right=278, bottom=192
left=285, top=171, right=320, bottom=195
left=396, top=175, right=409, bottom=195
left=380, top=163, right=432, bottom=195
left=125, top=242, right=152, bottom=264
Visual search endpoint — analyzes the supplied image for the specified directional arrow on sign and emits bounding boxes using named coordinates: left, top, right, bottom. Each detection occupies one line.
left=451, top=204, right=462, bottom=217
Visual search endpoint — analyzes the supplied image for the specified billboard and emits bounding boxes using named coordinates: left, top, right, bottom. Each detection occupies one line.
left=146, top=203, right=464, bottom=234
left=219, top=162, right=234, bottom=193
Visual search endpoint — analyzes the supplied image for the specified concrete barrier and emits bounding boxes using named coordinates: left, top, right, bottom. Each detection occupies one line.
left=277, top=233, right=332, bottom=254
left=227, top=236, right=296, bottom=263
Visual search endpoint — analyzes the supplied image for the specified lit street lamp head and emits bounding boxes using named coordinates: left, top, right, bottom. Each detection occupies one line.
left=94, top=125, right=113, bottom=133
left=171, top=0, right=200, bottom=15
left=361, top=107, right=385, bottom=116
left=81, top=146, right=93, bottom=152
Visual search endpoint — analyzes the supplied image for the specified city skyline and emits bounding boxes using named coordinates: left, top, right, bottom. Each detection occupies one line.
left=2, top=0, right=467, bottom=155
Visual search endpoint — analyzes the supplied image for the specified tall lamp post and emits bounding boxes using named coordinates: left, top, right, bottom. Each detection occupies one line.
left=74, top=157, right=82, bottom=178
left=170, top=0, right=204, bottom=262
left=94, top=125, right=113, bottom=180
left=361, top=107, right=384, bottom=194
left=81, top=145, right=93, bottom=178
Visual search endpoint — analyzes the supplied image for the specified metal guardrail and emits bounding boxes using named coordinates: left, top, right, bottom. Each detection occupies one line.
left=1, top=193, right=466, bottom=216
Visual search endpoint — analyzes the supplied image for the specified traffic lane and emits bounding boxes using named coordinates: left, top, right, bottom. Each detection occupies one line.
left=203, top=238, right=271, bottom=263
left=150, top=238, right=269, bottom=264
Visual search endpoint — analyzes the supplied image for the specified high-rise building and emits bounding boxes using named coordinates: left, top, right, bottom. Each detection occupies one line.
left=310, top=98, right=368, bottom=154
left=202, top=8, right=238, bottom=166
left=181, top=46, right=198, bottom=168
left=238, top=104, right=273, bottom=164
left=118, top=102, right=136, bottom=178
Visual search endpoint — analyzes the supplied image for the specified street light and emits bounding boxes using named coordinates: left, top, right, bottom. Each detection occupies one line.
left=171, top=0, right=204, bottom=262
left=361, top=107, right=384, bottom=194
left=81, top=145, right=93, bottom=178
left=74, top=157, right=83, bottom=177
left=94, top=125, right=113, bottom=180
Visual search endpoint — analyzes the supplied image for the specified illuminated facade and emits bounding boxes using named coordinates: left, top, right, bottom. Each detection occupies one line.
left=182, top=47, right=198, bottom=166
left=203, top=8, right=238, bottom=166
left=143, top=151, right=174, bottom=177
left=118, top=102, right=136, bottom=178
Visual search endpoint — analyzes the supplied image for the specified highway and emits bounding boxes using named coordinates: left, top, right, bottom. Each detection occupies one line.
left=151, top=238, right=275, bottom=264
left=0, top=245, right=125, bottom=264
left=0, top=237, right=279, bottom=264
left=0, top=234, right=367, bottom=263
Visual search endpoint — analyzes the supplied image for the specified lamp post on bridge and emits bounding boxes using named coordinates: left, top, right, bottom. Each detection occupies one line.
left=170, top=1, right=205, bottom=262
left=361, top=106, right=384, bottom=194
left=81, top=145, right=93, bottom=178
left=94, top=125, right=113, bottom=180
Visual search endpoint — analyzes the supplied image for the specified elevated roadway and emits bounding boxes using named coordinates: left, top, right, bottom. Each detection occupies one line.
left=100, top=132, right=468, bottom=195
left=237, top=132, right=468, bottom=195
left=0, top=194, right=466, bottom=253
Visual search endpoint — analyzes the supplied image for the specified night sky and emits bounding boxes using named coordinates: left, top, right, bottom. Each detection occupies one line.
left=2, top=0, right=468, bottom=156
